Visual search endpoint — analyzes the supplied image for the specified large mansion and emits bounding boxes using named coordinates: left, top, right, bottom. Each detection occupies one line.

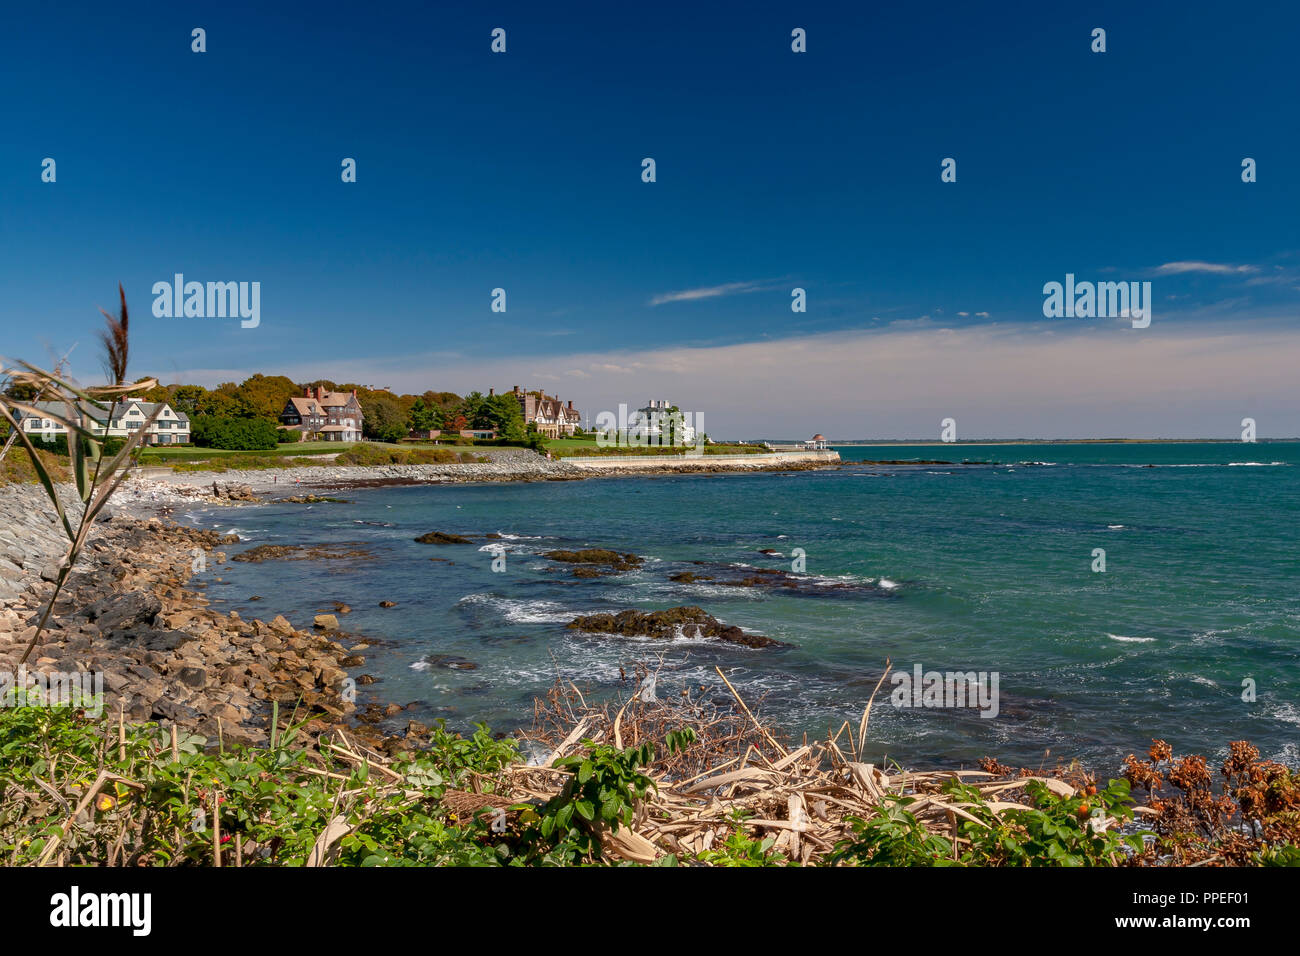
left=507, top=386, right=581, bottom=438
left=278, top=386, right=364, bottom=442
left=13, top=400, right=191, bottom=445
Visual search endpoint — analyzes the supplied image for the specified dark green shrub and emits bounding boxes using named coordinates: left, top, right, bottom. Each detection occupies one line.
left=192, top=416, right=280, bottom=450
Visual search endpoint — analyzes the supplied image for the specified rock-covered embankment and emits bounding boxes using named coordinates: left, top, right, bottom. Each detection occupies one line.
left=143, top=447, right=584, bottom=494
left=0, top=483, right=359, bottom=746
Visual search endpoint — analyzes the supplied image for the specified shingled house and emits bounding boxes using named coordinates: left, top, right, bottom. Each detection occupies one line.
left=508, top=386, right=581, bottom=438
left=278, top=386, right=364, bottom=442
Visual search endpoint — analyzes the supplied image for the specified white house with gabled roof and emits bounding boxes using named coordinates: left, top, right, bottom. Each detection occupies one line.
left=11, top=400, right=191, bottom=445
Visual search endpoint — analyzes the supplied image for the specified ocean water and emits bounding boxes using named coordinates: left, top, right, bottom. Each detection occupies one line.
left=184, top=442, right=1300, bottom=772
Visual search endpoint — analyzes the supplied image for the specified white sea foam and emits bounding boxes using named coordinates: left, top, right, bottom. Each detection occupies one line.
left=878, top=578, right=900, bottom=590
left=574, top=629, right=737, bottom=649
left=1123, top=461, right=1286, bottom=468
left=476, top=542, right=523, bottom=554
left=1262, top=701, right=1300, bottom=727
left=455, top=593, right=575, bottom=624
left=632, top=581, right=765, bottom=601
left=1107, top=633, right=1154, bottom=643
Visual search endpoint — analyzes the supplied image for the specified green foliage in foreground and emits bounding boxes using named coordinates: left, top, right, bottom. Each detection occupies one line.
left=0, top=704, right=516, bottom=866
left=6, top=706, right=1295, bottom=867
left=830, top=779, right=1147, bottom=867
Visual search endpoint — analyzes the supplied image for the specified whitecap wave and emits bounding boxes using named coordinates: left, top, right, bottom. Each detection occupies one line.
left=455, top=593, right=576, bottom=624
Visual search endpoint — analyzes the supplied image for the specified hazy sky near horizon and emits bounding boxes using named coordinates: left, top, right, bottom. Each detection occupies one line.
left=2, top=0, right=1297, bottom=438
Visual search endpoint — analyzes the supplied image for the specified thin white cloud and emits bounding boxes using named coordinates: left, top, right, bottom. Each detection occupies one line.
left=174, top=315, right=1300, bottom=439
left=649, top=280, right=768, bottom=306
left=1154, top=261, right=1260, bottom=276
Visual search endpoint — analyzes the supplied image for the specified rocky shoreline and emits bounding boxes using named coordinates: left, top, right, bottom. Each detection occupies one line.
left=138, top=447, right=585, bottom=494
left=134, top=447, right=840, bottom=496
left=0, top=482, right=419, bottom=751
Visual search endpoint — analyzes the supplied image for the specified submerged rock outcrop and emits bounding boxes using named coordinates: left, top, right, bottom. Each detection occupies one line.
left=566, top=606, right=784, bottom=649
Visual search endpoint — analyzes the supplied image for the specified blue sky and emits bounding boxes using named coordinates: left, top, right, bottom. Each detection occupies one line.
left=2, top=0, right=1297, bottom=438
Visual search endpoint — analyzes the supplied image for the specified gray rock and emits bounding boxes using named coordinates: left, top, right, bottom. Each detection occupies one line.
left=152, top=699, right=199, bottom=722
left=83, top=590, right=162, bottom=631
left=176, top=666, right=208, bottom=689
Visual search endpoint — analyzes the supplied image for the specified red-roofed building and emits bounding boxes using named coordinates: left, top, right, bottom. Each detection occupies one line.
left=278, top=386, right=364, bottom=441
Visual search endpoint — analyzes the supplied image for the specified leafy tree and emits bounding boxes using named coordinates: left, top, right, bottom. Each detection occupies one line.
left=168, top=384, right=207, bottom=417
left=3, top=380, right=38, bottom=402
left=234, top=374, right=299, bottom=420
left=409, top=397, right=441, bottom=431
left=459, top=392, right=487, bottom=429
left=302, top=379, right=340, bottom=393
left=423, top=390, right=461, bottom=413
left=483, top=392, right=526, bottom=440
left=133, top=377, right=172, bottom=404
left=360, top=394, right=409, bottom=443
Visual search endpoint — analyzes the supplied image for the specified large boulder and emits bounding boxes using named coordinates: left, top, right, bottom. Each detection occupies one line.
left=545, top=549, right=644, bottom=574
left=567, top=606, right=784, bottom=648
left=413, top=531, right=472, bottom=545
left=82, top=590, right=162, bottom=633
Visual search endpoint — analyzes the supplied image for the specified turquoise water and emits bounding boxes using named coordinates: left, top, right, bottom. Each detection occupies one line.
left=188, top=442, right=1300, bottom=771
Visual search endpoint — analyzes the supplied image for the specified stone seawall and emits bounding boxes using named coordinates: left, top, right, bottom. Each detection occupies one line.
left=562, top=450, right=841, bottom=473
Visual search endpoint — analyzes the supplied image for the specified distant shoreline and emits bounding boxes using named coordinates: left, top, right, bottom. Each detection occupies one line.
left=823, top=438, right=1300, bottom=446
